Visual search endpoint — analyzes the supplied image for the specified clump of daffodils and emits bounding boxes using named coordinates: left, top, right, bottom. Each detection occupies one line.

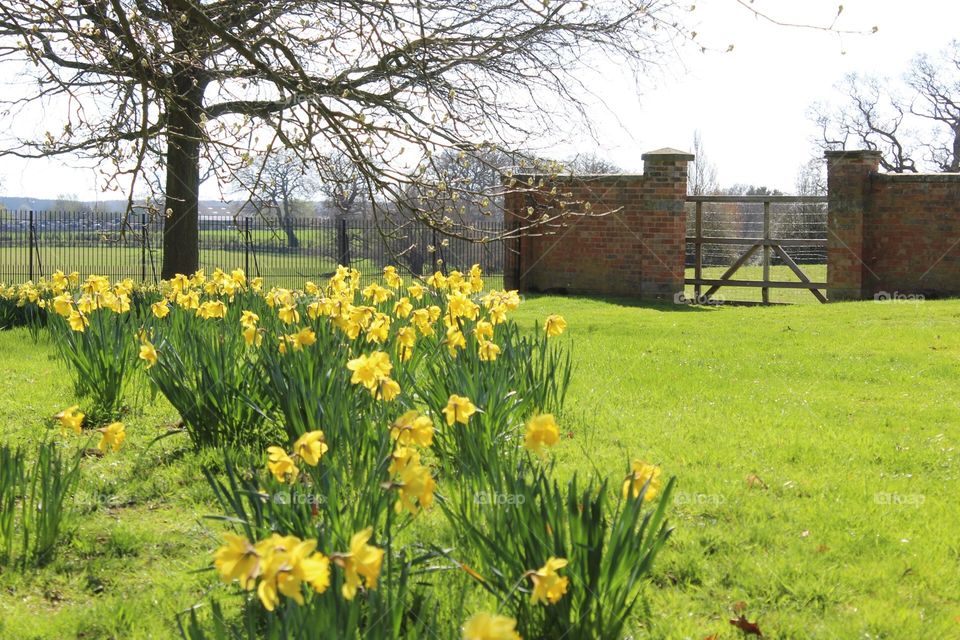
left=213, top=526, right=385, bottom=609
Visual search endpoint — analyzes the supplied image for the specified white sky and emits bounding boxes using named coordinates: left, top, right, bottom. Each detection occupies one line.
left=0, top=0, right=958, bottom=199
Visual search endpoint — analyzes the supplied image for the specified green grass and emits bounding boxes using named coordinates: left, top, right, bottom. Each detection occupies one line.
left=2, top=295, right=959, bottom=638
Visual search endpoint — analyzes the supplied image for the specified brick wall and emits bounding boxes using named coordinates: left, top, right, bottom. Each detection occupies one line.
left=827, top=150, right=960, bottom=300
left=503, top=149, right=692, bottom=300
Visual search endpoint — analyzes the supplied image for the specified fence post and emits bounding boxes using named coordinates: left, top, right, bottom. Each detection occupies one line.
left=432, top=227, right=440, bottom=273
left=337, top=217, right=350, bottom=267
left=28, top=210, right=35, bottom=281
left=141, top=212, right=147, bottom=282
left=762, top=200, right=771, bottom=304
left=244, top=216, right=251, bottom=277
left=694, top=200, right=703, bottom=302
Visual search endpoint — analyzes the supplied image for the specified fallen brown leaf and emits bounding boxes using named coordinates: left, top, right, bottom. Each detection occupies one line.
left=729, top=614, right=763, bottom=636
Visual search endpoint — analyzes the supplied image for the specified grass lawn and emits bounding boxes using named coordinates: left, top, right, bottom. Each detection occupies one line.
left=1, top=295, right=959, bottom=638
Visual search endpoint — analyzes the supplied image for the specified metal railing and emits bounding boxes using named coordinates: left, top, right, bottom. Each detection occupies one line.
left=0, top=210, right=506, bottom=289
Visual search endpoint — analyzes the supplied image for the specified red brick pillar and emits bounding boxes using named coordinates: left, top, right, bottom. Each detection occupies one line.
left=639, top=148, right=694, bottom=300
left=826, top=150, right=881, bottom=301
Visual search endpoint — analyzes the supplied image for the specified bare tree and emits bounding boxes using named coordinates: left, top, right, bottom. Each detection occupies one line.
left=687, top=130, right=718, bottom=196
left=907, top=41, right=960, bottom=172
left=564, top=153, right=621, bottom=175
left=316, top=151, right=366, bottom=221
left=0, top=0, right=686, bottom=277
left=812, top=74, right=918, bottom=173
left=234, top=149, right=317, bottom=248
left=812, top=41, right=960, bottom=174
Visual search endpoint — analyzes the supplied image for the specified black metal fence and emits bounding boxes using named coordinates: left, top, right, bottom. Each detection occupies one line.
left=0, top=210, right=506, bottom=289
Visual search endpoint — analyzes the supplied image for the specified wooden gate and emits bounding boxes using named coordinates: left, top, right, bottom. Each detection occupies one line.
left=685, top=195, right=829, bottom=304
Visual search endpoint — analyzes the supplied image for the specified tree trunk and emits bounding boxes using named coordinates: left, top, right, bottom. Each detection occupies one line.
left=161, top=73, right=205, bottom=279
left=281, top=192, right=300, bottom=249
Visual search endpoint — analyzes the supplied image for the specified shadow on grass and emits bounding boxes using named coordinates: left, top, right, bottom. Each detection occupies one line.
left=519, top=292, right=720, bottom=312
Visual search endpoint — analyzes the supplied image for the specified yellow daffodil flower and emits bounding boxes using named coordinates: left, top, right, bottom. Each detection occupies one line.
left=240, top=310, right=259, bottom=328
left=214, top=533, right=261, bottom=590
left=278, top=304, right=300, bottom=324
left=97, top=422, right=126, bottom=452
left=478, top=340, right=501, bottom=362
left=293, top=431, right=329, bottom=466
left=544, top=314, right=567, bottom=337
left=462, top=612, right=522, bottom=640
left=292, top=327, right=317, bottom=351
left=623, top=460, right=662, bottom=502
left=394, top=459, right=436, bottom=515
left=346, top=351, right=392, bottom=390
left=56, top=405, right=84, bottom=435
left=335, top=527, right=384, bottom=601
left=139, top=341, right=158, bottom=369
left=389, top=410, right=434, bottom=448
left=443, top=395, right=477, bottom=426
left=267, top=446, right=299, bottom=483
left=529, top=557, right=569, bottom=605
left=524, top=414, right=560, bottom=454
left=67, top=309, right=88, bottom=332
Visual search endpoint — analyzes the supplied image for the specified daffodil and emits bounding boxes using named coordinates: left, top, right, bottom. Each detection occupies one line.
left=362, top=283, right=393, bottom=304
left=446, top=325, right=466, bottom=357
left=426, top=271, right=447, bottom=290
left=139, top=341, right=158, bottom=368
left=412, top=308, right=435, bottom=336
left=388, top=446, right=420, bottom=475
left=52, top=293, right=73, bottom=317
left=394, top=459, right=436, bottom=515
left=377, top=377, right=401, bottom=401
left=478, top=340, right=501, bottom=362
left=474, top=321, right=494, bottom=342
left=365, top=313, right=391, bottom=343
left=544, top=314, right=567, bottom=337
left=176, top=290, right=200, bottom=310
left=529, top=557, right=569, bottom=605
left=407, top=283, right=425, bottom=300
left=294, top=431, right=329, bottom=466
left=243, top=326, right=263, bottom=347
left=214, top=533, right=261, bottom=590
left=623, top=460, right=662, bottom=501
left=291, top=327, right=316, bottom=350
left=151, top=300, right=170, bottom=319
left=447, top=292, right=479, bottom=321
left=346, top=351, right=392, bottom=390
left=97, top=422, right=126, bottom=452
left=383, top=266, right=403, bottom=289
left=462, top=613, right=522, bottom=640
left=67, top=309, right=88, bottom=332
left=279, top=304, right=300, bottom=324
left=443, top=395, right=477, bottom=426
left=397, top=326, right=416, bottom=362
left=197, top=300, right=228, bottom=319
left=524, top=414, right=560, bottom=454
left=56, top=405, right=84, bottom=435
left=240, top=310, right=259, bottom=328
left=335, top=527, right=384, bottom=600
left=256, top=535, right=331, bottom=610
left=267, top=446, right=299, bottom=483
left=393, top=297, right=413, bottom=318
left=389, top=410, right=434, bottom=448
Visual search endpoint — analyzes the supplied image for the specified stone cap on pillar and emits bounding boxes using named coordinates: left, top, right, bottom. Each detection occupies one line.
left=641, top=147, right=695, bottom=163
left=824, top=149, right=883, bottom=160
